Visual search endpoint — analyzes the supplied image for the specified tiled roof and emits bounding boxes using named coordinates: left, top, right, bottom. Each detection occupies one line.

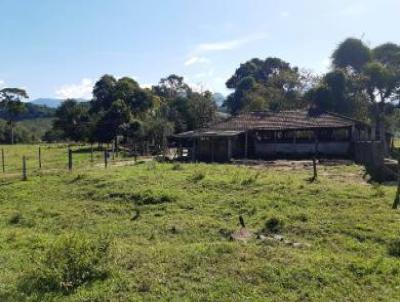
left=209, top=110, right=357, bottom=131
left=174, top=130, right=244, bottom=138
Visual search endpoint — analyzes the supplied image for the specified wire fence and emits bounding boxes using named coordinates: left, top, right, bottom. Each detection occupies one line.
left=0, top=143, right=145, bottom=181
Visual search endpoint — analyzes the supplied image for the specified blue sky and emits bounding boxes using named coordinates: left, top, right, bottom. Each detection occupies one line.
left=0, top=0, right=399, bottom=100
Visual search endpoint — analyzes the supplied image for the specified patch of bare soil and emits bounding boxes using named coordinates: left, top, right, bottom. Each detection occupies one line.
left=234, top=159, right=368, bottom=184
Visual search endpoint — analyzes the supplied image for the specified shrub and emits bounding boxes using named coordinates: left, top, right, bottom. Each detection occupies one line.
left=388, top=239, right=400, bottom=257
left=19, top=234, right=109, bottom=295
left=263, top=217, right=285, bottom=234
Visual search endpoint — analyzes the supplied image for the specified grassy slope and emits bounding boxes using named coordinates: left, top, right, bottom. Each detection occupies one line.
left=0, top=161, right=399, bottom=301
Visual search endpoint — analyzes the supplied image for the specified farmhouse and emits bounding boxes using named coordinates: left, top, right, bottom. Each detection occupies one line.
left=172, top=109, right=391, bottom=162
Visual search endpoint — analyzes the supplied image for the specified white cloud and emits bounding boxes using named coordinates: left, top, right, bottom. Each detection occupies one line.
left=194, top=33, right=267, bottom=54
left=184, top=33, right=267, bottom=68
left=184, top=56, right=210, bottom=66
left=0, top=80, right=5, bottom=88
left=55, top=78, right=94, bottom=99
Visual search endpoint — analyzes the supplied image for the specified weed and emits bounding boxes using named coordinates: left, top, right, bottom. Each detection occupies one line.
left=8, top=212, right=22, bottom=225
left=263, top=217, right=285, bottom=234
left=171, top=163, right=183, bottom=171
left=388, top=239, right=400, bottom=257
left=18, top=234, right=110, bottom=295
left=189, top=171, right=205, bottom=182
left=240, top=172, right=260, bottom=186
left=371, top=183, right=385, bottom=197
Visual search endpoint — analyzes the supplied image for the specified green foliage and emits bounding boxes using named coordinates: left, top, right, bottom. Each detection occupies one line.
left=225, top=57, right=306, bottom=114
left=332, top=38, right=371, bottom=72
left=0, top=102, right=55, bottom=121
left=18, top=234, right=109, bottom=295
left=305, top=69, right=369, bottom=121
left=53, top=99, right=91, bottom=142
left=0, top=118, right=54, bottom=143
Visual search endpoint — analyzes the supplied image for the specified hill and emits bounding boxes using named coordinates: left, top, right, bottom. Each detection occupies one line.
left=0, top=118, right=54, bottom=143
left=0, top=154, right=399, bottom=301
left=30, top=98, right=89, bottom=108
left=30, top=98, right=62, bottom=108
left=0, top=103, right=55, bottom=121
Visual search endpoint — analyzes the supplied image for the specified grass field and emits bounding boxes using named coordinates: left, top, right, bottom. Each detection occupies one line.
left=0, top=144, right=134, bottom=179
left=0, top=149, right=400, bottom=301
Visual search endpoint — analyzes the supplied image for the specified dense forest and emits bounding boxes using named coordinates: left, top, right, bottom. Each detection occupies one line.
left=1, top=37, right=400, bottom=146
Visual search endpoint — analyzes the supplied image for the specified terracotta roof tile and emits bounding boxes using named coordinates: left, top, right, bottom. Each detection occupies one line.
left=210, top=110, right=356, bottom=131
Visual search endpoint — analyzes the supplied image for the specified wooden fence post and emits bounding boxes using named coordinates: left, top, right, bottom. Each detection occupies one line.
left=1, top=148, right=4, bottom=173
left=90, top=144, right=94, bottom=163
left=68, top=148, right=73, bottom=171
left=310, top=133, right=319, bottom=182
left=312, top=156, right=318, bottom=181
left=22, top=156, right=27, bottom=181
left=393, top=159, right=400, bottom=209
left=38, top=147, right=42, bottom=169
left=104, top=151, right=108, bottom=168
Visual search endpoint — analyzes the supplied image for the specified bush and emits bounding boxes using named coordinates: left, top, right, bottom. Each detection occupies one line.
left=19, top=234, right=109, bottom=295
left=388, top=239, right=400, bottom=257
left=263, top=217, right=285, bottom=234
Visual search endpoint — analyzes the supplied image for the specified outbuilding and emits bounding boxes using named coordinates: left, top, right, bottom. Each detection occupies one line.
left=172, top=110, right=389, bottom=162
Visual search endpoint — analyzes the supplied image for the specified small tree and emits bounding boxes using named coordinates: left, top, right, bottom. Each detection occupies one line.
left=0, top=88, right=29, bottom=144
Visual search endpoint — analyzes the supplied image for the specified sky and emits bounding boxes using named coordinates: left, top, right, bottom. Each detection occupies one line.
left=0, top=0, right=399, bottom=100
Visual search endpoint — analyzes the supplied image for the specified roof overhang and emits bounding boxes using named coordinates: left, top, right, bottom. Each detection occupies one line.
left=173, top=130, right=244, bottom=139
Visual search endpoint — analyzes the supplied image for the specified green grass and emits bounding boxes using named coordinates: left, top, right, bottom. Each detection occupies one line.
left=0, top=157, right=399, bottom=301
left=0, top=144, right=137, bottom=179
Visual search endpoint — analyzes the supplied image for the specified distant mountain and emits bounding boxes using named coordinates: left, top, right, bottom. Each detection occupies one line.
left=212, top=93, right=226, bottom=107
left=30, top=98, right=63, bottom=108
left=30, top=98, right=90, bottom=108
left=0, top=103, right=56, bottom=120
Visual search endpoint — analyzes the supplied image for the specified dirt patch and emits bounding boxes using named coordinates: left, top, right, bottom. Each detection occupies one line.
left=234, top=159, right=368, bottom=184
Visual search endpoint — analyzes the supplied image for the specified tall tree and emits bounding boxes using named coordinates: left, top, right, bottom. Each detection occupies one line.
left=0, top=88, right=29, bottom=144
left=53, top=99, right=91, bottom=142
left=94, top=99, right=132, bottom=143
left=224, top=57, right=304, bottom=113
left=153, top=74, right=191, bottom=99
left=92, top=74, right=117, bottom=113
left=153, top=75, right=216, bottom=132
left=331, top=38, right=400, bottom=151
left=332, top=38, right=371, bottom=72
left=305, top=69, right=368, bottom=121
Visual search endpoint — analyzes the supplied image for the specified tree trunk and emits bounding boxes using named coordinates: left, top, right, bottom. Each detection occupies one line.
left=377, top=102, right=388, bottom=155
left=10, top=125, right=14, bottom=145
left=379, top=121, right=388, bottom=156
